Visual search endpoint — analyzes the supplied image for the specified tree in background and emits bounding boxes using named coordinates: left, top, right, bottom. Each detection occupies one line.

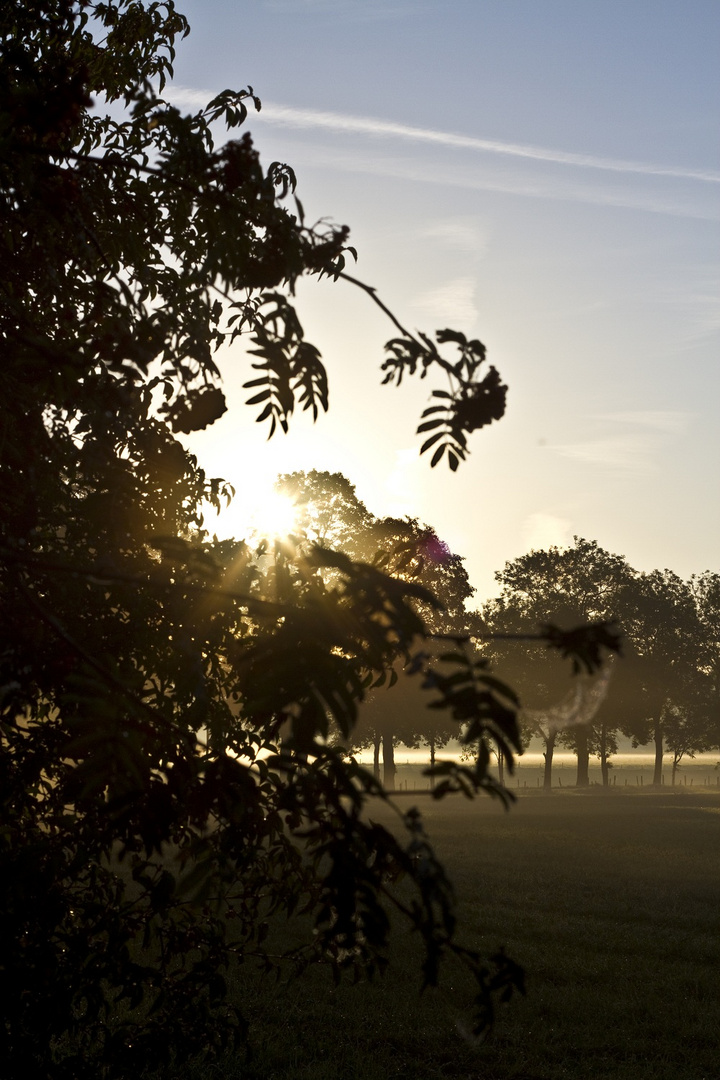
left=690, top=570, right=720, bottom=760
left=485, top=539, right=633, bottom=787
left=360, top=513, right=482, bottom=788
left=272, top=472, right=478, bottom=787
left=557, top=664, right=617, bottom=786
left=354, top=651, right=461, bottom=789
left=274, top=470, right=374, bottom=557
left=663, top=701, right=716, bottom=785
left=486, top=545, right=718, bottom=788
left=620, top=570, right=711, bottom=785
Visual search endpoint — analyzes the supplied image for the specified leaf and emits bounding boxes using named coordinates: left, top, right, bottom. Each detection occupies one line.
left=245, top=389, right=272, bottom=405
left=430, top=444, right=446, bottom=467
left=436, top=328, right=467, bottom=346
left=420, top=432, right=444, bottom=454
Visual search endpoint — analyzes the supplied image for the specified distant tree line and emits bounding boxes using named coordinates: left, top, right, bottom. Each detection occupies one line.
left=486, top=540, right=719, bottom=788
left=278, top=476, right=719, bottom=789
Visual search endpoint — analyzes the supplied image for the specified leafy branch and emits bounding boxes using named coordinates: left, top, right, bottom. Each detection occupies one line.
left=338, top=274, right=508, bottom=469
left=243, top=293, right=329, bottom=436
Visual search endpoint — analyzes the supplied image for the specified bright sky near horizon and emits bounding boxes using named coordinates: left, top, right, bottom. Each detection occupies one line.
left=172, top=0, right=719, bottom=600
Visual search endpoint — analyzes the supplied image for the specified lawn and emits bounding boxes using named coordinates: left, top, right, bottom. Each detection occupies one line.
left=167, top=790, right=720, bottom=1080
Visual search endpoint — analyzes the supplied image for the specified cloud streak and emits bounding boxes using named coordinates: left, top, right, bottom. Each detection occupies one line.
left=166, top=89, right=720, bottom=185
left=410, top=276, right=477, bottom=327
left=264, top=141, right=718, bottom=221
left=261, top=104, right=720, bottom=184
left=549, top=412, right=691, bottom=473
left=550, top=433, right=658, bottom=472
left=265, top=0, right=432, bottom=17
left=599, top=411, right=690, bottom=433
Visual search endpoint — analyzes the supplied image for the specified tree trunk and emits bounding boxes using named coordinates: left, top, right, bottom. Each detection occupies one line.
left=497, top=746, right=505, bottom=786
left=373, top=736, right=381, bottom=781
left=543, top=730, right=556, bottom=790
left=599, top=723, right=609, bottom=787
left=382, top=731, right=396, bottom=790
left=575, top=726, right=590, bottom=787
left=653, top=720, right=664, bottom=786
left=429, top=734, right=436, bottom=791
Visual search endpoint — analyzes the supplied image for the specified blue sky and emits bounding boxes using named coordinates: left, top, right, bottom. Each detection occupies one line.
left=171, top=0, right=719, bottom=599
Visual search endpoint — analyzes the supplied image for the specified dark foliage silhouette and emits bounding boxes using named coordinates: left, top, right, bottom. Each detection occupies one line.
left=1, top=5, right=618, bottom=1076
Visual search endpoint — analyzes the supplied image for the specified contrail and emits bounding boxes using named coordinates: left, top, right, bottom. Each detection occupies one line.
left=166, top=88, right=720, bottom=185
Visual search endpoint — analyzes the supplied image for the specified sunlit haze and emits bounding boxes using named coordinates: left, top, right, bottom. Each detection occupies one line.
left=226, top=484, right=299, bottom=542
left=174, top=0, right=719, bottom=598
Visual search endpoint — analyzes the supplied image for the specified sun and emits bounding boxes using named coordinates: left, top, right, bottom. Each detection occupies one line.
left=247, top=490, right=299, bottom=540
left=204, top=471, right=304, bottom=544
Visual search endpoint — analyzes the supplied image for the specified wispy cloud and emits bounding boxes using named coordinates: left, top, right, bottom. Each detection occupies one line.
left=419, top=219, right=488, bottom=255
left=549, top=412, right=690, bottom=473
left=410, top=276, right=477, bottom=326
left=264, top=0, right=432, bottom=17
left=164, top=89, right=720, bottom=220
left=550, top=433, right=658, bottom=472
left=289, top=144, right=719, bottom=221
left=165, top=89, right=720, bottom=186
left=598, top=411, right=690, bottom=433
left=258, top=103, right=720, bottom=184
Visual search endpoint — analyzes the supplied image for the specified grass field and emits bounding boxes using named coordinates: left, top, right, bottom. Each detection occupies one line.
left=168, top=790, right=720, bottom=1080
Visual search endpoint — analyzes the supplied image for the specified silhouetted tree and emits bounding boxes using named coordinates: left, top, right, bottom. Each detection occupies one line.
left=275, top=471, right=374, bottom=556
left=486, top=539, right=632, bottom=787
left=1, top=5, right=538, bottom=1075
left=273, top=472, right=477, bottom=786
left=488, top=546, right=716, bottom=788
left=690, top=570, right=720, bottom=755
left=353, top=651, right=460, bottom=789
left=620, top=570, right=709, bottom=784
left=664, top=701, right=715, bottom=785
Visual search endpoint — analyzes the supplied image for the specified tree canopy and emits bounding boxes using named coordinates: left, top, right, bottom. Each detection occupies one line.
left=0, top=5, right=621, bottom=1077
left=485, top=540, right=717, bottom=788
left=0, top=4, right=525, bottom=1075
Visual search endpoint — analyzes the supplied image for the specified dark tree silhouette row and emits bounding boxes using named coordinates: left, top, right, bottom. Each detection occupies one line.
left=263, top=481, right=718, bottom=791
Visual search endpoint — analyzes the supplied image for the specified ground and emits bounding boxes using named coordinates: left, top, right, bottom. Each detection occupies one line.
left=158, top=787, right=720, bottom=1080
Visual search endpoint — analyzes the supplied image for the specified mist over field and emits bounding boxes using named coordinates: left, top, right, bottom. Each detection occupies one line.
left=369, top=751, right=720, bottom=792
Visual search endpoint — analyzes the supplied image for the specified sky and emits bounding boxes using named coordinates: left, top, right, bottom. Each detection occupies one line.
left=168, top=0, right=719, bottom=601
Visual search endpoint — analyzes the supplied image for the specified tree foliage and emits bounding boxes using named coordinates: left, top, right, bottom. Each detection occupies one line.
left=0, top=5, right=523, bottom=1075
left=484, top=539, right=628, bottom=786
left=619, top=568, right=717, bottom=784
left=270, top=472, right=479, bottom=787
left=486, top=541, right=716, bottom=788
left=0, top=5, right=620, bottom=1077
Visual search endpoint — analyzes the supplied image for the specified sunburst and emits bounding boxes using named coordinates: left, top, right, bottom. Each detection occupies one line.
left=248, top=490, right=299, bottom=540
